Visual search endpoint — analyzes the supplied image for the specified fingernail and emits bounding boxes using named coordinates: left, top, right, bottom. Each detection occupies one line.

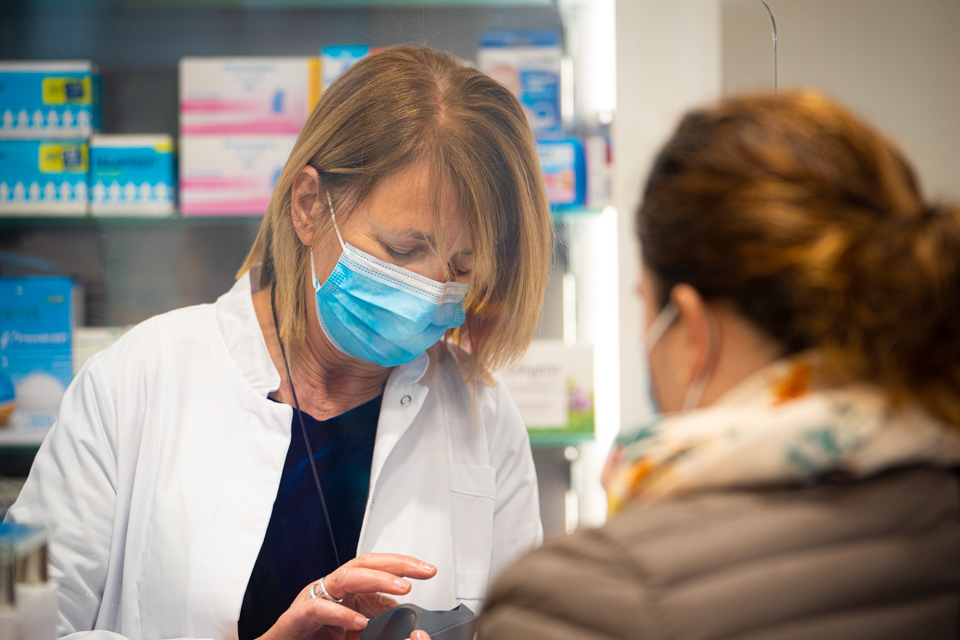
left=395, top=578, right=411, bottom=590
left=419, top=562, right=435, bottom=572
left=354, top=615, right=367, bottom=629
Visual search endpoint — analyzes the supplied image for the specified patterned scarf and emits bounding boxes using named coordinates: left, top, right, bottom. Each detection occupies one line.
left=604, top=357, right=960, bottom=514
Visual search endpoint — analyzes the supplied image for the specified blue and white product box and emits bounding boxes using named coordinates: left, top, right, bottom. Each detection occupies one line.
left=0, top=61, right=100, bottom=138
left=478, top=30, right=563, bottom=135
left=0, top=277, right=75, bottom=435
left=321, top=45, right=370, bottom=91
left=0, top=139, right=89, bottom=215
left=538, top=138, right=586, bottom=211
left=90, top=135, right=176, bottom=216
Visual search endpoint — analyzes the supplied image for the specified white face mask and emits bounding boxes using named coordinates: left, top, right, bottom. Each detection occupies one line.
left=642, top=301, right=714, bottom=413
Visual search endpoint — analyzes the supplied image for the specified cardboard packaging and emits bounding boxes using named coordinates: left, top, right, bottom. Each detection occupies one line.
left=538, top=138, right=586, bottom=211
left=0, top=61, right=100, bottom=138
left=179, top=57, right=319, bottom=136
left=178, top=135, right=296, bottom=216
left=0, top=277, right=75, bottom=439
left=321, top=45, right=370, bottom=90
left=72, top=326, right=129, bottom=376
left=478, top=30, right=563, bottom=136
left=502, top=341, right=594, bottom=444
left=0, top=139, right=89, bottom=215
left=89, top=135, right=176, bottom=216
left=583, top=135, right=612, bottom=210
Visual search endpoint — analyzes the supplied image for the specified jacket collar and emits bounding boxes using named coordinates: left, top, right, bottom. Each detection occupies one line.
left=214, top=270, right=431, bottom=399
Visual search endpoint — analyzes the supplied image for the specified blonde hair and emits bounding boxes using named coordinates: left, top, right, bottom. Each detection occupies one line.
left=240, top=45, right=552, bottom=381
left=638, top=90, right=960, bottom=426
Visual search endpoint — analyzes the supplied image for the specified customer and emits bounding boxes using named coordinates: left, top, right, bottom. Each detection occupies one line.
left=478, top=90, right=960, bottom=639
left=8, top=46, right=550, bottom=640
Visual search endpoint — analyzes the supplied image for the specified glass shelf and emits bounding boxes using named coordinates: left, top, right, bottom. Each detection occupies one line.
left=0, top=214, right=263, bottom=227
left=0, top=207, right=600, bottom=226
left=528, top=431, right=594, bottom=448
left=12, top=0, right=553, bottom=8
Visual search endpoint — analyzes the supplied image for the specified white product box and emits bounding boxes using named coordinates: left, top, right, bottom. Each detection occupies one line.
left=72, top=326, right=129, bottom=375
left=179, top=135, right=297, bottom=216
left=179, top=57, right=319, bottom=136
left=502, top=341, right=594, bottom=441
left=0, top=139, right=88, bottom=215
left=90, top=135, right=176, bottom=216
left=0, top=61, right=100, bottom=139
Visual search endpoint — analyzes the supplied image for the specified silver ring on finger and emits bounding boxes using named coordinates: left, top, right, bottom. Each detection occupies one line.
left=309, top=575, right=344, bottom=604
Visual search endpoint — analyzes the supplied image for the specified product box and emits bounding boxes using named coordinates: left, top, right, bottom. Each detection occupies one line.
left=583, top=135, right=612, bottom=210
left=502, top=341, right=594, bottom=444
left=321, top=45, right=370, bottom=90
left=179, top=57, right=320, bottom=136
left=0, top=61, right=100, bottom=138
left=538, top=138, right=586, bottom=211
left=72, top=326, right=129, bottom=376
left=0, top=139, right=89, bottom=215
left=89, top=135, right=176, bottom=216
left=478, top=30, right=563, bottom=136
left=179, top=135, right=296, bottom=216
left=0, top=277, right=75, bottom=437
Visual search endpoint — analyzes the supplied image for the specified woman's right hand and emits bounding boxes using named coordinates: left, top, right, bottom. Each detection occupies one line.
left=258, top=553, right=438, bottom=640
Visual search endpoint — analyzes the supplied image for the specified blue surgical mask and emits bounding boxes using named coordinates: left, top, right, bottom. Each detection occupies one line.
left=311, top=192, right=469, bottom=368
left=642, top=300, right=714, bottom=412
left=642, top=301, right=679, bottom=414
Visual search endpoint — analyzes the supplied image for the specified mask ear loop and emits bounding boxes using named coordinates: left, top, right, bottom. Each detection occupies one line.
left=324, top=187, right=347, bottom=252
left=683, top=308, right=721, bottom=411
left=312, top=187, right=346, bottom=293
left=644, top=301, right=679, bottom=354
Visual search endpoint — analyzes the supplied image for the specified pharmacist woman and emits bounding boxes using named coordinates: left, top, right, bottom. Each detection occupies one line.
left=7, top=45, right=551, bottom=640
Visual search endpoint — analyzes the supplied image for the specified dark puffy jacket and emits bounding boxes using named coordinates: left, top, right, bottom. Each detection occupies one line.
left=480, top=468, right=960, bottom=640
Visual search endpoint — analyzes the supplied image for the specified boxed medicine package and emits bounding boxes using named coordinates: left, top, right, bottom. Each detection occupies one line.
left=502, top=341, right=594, bottom=444
left=0, top=277, right=75, bottom=435
left=0, top=61, right=100, bottom=138
left=179, top=135, right=296, bottom=216
left=477, top=30, right=563, bottom=136
left=90, top=135, right=176, bottom=216
left=179, top=57, right=319, bottom=136
left=321, top=45, right=370, bottom=90
left=0, top=139, right=89, bottom=215
left=538, top=138, right=586, bottom=210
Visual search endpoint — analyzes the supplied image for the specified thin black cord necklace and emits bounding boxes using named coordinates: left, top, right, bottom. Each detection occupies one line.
left=270, top=282, right=342, bottom=568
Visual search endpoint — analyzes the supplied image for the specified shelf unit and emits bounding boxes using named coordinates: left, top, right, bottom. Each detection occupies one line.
left=0, top=0, right=610, bottom=533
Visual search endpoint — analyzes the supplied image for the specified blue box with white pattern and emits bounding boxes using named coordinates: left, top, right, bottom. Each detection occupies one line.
left=0, top=61, right=101, bottom=139
left=0, top=139, right=89, bottom=215
left=90, top=135, right=176, bottom=216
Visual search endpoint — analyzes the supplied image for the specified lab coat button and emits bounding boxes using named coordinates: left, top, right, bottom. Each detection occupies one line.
left=400, top=395, right=412, bottom=406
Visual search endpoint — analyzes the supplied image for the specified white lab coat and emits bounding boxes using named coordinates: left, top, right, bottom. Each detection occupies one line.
left=7, top=271, right=542, bottom=640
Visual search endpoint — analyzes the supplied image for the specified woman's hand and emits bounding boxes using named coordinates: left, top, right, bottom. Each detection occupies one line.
left=406, top=632, right=431, bottom=640
left=258, top=553, right=438, bottom=640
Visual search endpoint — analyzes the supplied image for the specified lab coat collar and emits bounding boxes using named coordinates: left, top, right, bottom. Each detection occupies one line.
left=215, top=271, right=432, bottom=508
left=215, top=271, right=281, bottom=397
left=214, top=270, right=432, bottom=400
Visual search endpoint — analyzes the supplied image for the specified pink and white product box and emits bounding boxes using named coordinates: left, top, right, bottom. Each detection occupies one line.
left=178, top=135, right=297, bottom=216
left=179, top=57, right=319, bottom=136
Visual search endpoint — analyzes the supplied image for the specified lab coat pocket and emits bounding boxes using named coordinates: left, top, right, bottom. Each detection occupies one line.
left=449, top=463, right=495, bottom=602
